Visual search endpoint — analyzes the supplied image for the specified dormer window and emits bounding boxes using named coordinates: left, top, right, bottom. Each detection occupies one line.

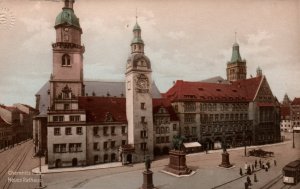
left=62, top=54, right=71, bottom=66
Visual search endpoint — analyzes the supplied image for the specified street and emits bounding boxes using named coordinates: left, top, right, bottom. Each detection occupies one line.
left=42, top=132, right=299, bottom=189
left=0, top=133, right=299, bottom=189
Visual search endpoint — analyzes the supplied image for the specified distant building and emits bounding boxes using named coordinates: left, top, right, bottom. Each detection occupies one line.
left=280, top=94, right=292, bottom=132
left=0, top=104, right=36, bottom=150
left=291, top=98, right=300, bottom=132
left=34, top=0, right=281, bottom=168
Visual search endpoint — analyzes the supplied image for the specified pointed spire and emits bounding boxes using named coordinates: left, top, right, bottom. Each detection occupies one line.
left=131, top=11, right=144, bottom=54
left=230, top=33, right=242, bottom=63
left=256, top=66, right=262, bottom=76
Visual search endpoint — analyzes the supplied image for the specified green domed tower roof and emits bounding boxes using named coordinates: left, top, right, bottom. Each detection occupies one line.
left=55, top=8, right=80, bottom=29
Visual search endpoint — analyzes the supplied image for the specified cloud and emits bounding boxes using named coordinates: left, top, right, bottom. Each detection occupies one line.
left=167, top=31, right=187, bottom=40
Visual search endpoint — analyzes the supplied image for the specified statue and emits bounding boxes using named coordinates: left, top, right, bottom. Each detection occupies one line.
left=145, top=155, right=151, bottom=171
left=222, top=141, right=227, bottom=152
left=172, top=135, right=185, bottom=150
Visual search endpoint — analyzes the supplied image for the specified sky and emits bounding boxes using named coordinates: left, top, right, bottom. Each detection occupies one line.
left=0, top=0, right=299, bottom=107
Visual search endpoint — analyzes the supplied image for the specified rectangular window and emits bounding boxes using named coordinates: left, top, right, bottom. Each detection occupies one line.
left=76, top=127, right=82, bottom=135
left=93, top=127, right=99, bottom=136
left=141, top=116, right=146, bottom=123
left=70, top=115, right=80, bottom=122
left=103, top=142, right=108, bottom=150
left=141, top=103, right=145, bottom=110
left=140, top=130, right=147, bottom=138
left=69, top=143, right=75, bottom=152
left=122, top=126, right=126, bottom=134
left=75, top=143, right=81, bottom=152
left=53, top=144, right=60, bottom=153
left=122, top=140, right=126, bottom=145
left=166, top=127, right=170, bottom=133
left=192, top=127, right=196, bottom=135
left=161, top=137, right=165, bottom=143
left=65, top=127, right=72, bottom=135
left=61, top=144, right=66, bottom=153
left=54, top=128, right=60, bottom=136
left=53, top=116, right=64, bottom=122
left=103, top=127, right=108, bottom=136
left=111, top=141, right=115, bottom=149
left=184, top=114, right=195, bottom=123
left=173, top=124, right=177, bottom=131
left=140, top=142, right=147, bottom=150
left=111, top=126, right=116, bottom=135
left=166, top=136, right=170, bottom=143
left=93, top=142, right=99, bottom=151
left=64, top=104, right=70, bottom=110
left=156, top=137, right=160, bottom=144
left=156, top=127, right=160, bottom=134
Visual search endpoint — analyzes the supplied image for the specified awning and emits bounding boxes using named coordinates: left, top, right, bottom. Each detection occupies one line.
left=183, top=142, right=201, bottom=148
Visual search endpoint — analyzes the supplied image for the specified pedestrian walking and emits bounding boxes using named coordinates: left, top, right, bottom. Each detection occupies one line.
left=247, top=165, right=251, bottom=175
left=255, top=160, right=257, bottom=168
left=259, top=159, right=262, bottom=168
left=266, top=161, right=270, bottom=169
left=240, top=167, right=243, bottom=176
left=247, top=176, right=252, bottom=186
left=274, top=159, right=277, bottom=166
left=252, top=164, right=254, bottom=172
left=244, top=182, right=249, bottom=189
left=254, top=173, right=258, bottom=182
left=244, top=162, right=248, bottom=171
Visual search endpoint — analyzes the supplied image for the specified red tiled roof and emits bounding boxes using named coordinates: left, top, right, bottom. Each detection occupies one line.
left=291, top=98, right=300, bottom=105
left=153, top=98, right=179, bottom=121
left=78, top=97, right=127, bottom=124
left=280, top=106, right=290, bottom=119
left=165, top=76, right=263, bottom=102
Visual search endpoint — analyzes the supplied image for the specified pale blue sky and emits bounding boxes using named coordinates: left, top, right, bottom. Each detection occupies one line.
left=0, top=0, right=299, bottom=106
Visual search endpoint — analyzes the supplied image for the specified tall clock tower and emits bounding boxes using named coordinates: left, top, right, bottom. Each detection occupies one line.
left=125, top=21, right=154, bottom=162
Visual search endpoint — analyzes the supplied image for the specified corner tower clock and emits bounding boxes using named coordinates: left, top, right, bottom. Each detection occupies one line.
left=125, top=21, right=154, bottom=163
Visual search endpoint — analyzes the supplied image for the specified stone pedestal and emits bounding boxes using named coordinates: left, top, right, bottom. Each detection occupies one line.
left=140, top=170, right=156, bottom=189
left=219, top=151, right=233, bottom=168
left=164, top=150, right=192, bottom=175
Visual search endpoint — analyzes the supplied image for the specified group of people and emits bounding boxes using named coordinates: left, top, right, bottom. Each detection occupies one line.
left=242, top=159, right=277, bottom=189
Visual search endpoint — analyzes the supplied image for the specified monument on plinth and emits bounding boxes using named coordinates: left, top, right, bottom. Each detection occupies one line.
left=140, top=156, right=156, bottom=189
left=219, top=142, right=233, bottom=168
left=163, top=135, right=192, bottom=176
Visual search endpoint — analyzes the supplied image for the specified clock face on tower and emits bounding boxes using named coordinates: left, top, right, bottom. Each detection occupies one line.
left=135, top=74, right=149, bottom=93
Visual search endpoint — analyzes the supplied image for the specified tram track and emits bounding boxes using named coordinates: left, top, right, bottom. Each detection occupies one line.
left=0, top=141, right=33, bottom=189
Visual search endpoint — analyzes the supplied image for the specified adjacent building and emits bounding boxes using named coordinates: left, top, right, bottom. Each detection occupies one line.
left=291, top=98, right=300, bottom=132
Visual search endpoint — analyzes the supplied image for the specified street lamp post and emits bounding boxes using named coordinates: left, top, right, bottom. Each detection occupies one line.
left=292, top=127, right=295, bottom=148
left=244, top=141, right=247, bottom=157
left=36, top=140, right=46, bottom=189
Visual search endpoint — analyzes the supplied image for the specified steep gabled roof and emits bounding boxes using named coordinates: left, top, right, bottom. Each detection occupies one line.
left=0, top=116, right=11, bottom=127
left=164, top=76, right=263, bottom=103
left=291, top=98, right=300, bottom=105
left=153, top=98, right=179, bottom=121
left=78, top=97, right=127, bottom=124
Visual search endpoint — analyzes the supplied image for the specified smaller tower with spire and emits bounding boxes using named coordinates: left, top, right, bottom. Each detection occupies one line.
left=256, top=66, right=262, bottom=77
left=226, top=33, right=247, bottom=82
left=131, top=16, right=144, bottom=54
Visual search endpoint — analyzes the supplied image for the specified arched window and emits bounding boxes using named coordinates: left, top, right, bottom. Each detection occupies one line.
left=62, top=54, right=70, bottom=66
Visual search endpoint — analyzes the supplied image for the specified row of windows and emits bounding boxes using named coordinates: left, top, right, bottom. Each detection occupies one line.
left=202, top=124, right=251, bottom=133
left=93, top=126, right=126, bottom=136
left=154, top=117, right=170, bottom=125
left=199, top=113, right=248, bottom=123
left=156, top=136, right=170, bottom=144
left=52, top=115, right=81, bottom=122
left=200, top=103, right=248, bottom=112
left=0, top=132, right=11, bottom=137
left=93, top=140, right=124, bottom=150
left=94, top=153, right=117, bottom=163
left=53, top=143, right=82, bottom=153
left=156, top=127, right=170, bottom=134
left=54, top=127, right=82, bottom=136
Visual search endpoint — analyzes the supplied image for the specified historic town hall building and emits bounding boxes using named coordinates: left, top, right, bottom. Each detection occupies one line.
left=33, top=0, right=280, bottom=168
